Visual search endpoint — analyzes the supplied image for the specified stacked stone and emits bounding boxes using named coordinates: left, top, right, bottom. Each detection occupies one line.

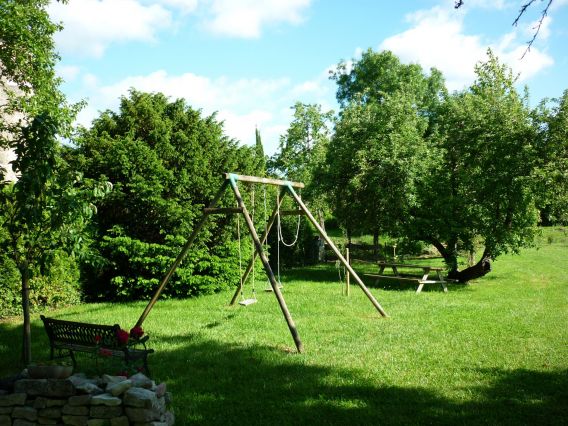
left=0, top=373, right=173, bottom=426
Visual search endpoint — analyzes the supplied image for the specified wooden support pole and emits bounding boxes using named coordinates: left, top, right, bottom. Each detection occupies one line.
left=228, top=176, right=304, bottom=353
left=224, top=172, right=304, bottom=189
left=285, top=184, right=388, bottom=318
left=204, top=207, right=243, bottom=215
left=279, top=209, right=305, bottom=216
left=135, top=181, right=229, bottom=328
left=229, top=187, right=286, bottom=306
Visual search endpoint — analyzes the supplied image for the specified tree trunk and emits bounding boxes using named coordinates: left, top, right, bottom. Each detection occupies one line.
left=428, top=237, right=492, bottom=283
left=449, top=250, right=492, bottom=283
left=20, top=262, right=32, bottom=365
left=373, top=230, right=379, bottom=259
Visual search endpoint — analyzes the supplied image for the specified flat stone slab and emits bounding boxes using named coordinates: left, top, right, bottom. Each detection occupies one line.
left=12, top=406, right=38, bottom=421
left=0, top=392, right=27, bottom=407
left=14, top=379, right=75, bottom=398
left=123, top=388, right=158, bottom=410
left=90, top=393, right=122, bottom=407
left=107, top=380, right=131, bottom=397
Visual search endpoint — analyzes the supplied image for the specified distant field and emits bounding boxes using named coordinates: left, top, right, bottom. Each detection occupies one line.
left=1, top=227, right=566, bottom=425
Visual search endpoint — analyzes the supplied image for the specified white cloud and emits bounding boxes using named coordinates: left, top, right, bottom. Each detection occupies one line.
left=380, top=6, right=554, bottom=91
left=202, top=0, right=311, bottom=38
left=49, top=0, right=313, bottom=59
left=153, top=0, right=198, bottom=15
left=49, top=0, right=172, bottom=57
left=69, top=68, right=332, bottom=155
left=464, top=0, right=508, bottom=10
left=56, top=65, right=81, bottom=82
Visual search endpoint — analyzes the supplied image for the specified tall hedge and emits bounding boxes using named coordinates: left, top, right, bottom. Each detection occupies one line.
left=69, top=90, right=263, bottom=300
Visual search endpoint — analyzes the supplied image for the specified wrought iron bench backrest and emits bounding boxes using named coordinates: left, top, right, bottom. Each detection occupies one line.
left=41, top=315, right=122, bottom=348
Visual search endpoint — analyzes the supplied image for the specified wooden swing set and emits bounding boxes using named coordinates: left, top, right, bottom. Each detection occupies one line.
left=134, top=173, right=388, bottom=353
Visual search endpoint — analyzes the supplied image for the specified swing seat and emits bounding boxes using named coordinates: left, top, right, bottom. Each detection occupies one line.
left=239, top=298, right=257, bottom=306
left=264, top=285, right=283, bottom=292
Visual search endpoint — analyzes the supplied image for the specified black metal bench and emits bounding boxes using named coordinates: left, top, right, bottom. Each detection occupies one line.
left=40, top=315, right=154, bottom=375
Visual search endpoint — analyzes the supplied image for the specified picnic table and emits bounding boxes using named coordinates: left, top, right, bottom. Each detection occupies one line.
left=364, top=262, right=449, bottom=293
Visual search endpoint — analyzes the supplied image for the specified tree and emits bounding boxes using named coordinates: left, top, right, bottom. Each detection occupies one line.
left=70, top=90, right=262, bottom=299
left=325, top=91, right=431, bottom=247
left=325, top=49, right=544, bottom=282
left=269, top=102, right=334, bottom=262
left=0, top=0, right=105, bottom=365
left=532, top=90, right=568, bottom=224
left=416, top=51, right=540, bottom=281
left=254, top=127, right=267, bottom=174
left=325, top=50, right=445, bottom=246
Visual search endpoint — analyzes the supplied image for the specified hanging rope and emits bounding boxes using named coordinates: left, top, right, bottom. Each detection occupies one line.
left=236, top=203, right=244, bottom=300
left=277, top=194, right=301, bottom=247
left=250, top=186, right=257, bottom=300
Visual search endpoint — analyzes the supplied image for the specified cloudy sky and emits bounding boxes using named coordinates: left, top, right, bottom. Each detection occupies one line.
left=49, top=0, right=568, bottom=154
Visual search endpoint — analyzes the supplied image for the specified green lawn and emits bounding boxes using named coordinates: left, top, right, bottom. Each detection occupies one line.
left=1, top=228, right=567, bottom=425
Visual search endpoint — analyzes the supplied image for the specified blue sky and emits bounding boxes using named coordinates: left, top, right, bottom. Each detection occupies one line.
left=49, top=0, right=568, bottom=154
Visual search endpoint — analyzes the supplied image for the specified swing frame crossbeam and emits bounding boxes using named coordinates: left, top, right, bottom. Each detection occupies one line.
left=135, top=172, right=388, bottom=354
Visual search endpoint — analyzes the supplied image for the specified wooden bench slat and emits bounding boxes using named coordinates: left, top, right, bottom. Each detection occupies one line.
left=363, top=274, right=449, bottom=294
left=377, top=262, right=444, bottom=271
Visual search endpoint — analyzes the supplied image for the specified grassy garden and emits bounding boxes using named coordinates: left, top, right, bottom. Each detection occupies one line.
left=1, top=228, right=566, bottom=425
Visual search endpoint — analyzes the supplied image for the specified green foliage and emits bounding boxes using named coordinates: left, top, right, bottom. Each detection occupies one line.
left=268, top=103, right=335, bottom=265
left=421, top=51, right=539, bottom=268
left=99, top=234, right=241, bottom=299
left=0, top=255, right=20, bottom=317
left=323, top=49, right=548, bottom=281
left=29, top=251, right=81, bottom=309
left=324, top=49, right=444, bottom=241
left=270, top=102, right=334, bottom=187
left=532, top=90, right=568, bottom=225
left=71, top=90, right=262, bottom=299
left=0, top=0, right=98, bottom=363
left=0, top=251, right=82, bottom=318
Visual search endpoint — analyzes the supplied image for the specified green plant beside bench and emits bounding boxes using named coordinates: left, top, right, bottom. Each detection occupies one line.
left=40, top=315, right=154, bottom=375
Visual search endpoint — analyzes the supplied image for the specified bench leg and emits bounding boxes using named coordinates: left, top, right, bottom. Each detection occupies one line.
left=416, top=283, right=425, bottom=294
left=68, top=350, right=77, bottom=373
left=143, top=355, right=151, bottom=376
left=441, top=282, right=448, bottom=293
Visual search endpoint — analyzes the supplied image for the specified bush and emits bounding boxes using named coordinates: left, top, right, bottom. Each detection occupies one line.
left=0, top=251, right=82, bottom=318
left=99, top=234, right=242, bottom=300
left=0, top=256, right=21, bottom=317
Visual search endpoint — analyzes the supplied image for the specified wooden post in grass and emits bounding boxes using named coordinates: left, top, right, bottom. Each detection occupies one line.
left=285, top=183, right=388, bottom=318
left=228, top=174, right=304, bottom=353
left=346, top=248, right=350, bottom=297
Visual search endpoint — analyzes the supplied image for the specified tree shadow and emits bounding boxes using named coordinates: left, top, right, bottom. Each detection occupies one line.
left=2, top=318, right=566, bottom=425
left=153, top=334, right=568, bottom=425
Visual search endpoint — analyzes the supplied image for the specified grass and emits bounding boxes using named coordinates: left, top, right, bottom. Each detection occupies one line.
left=1, top=227, right=567, bottom=425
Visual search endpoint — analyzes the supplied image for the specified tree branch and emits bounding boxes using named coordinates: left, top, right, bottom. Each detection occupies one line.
left=455, top=0, right=555, bottom=58
left=516, top=0, right=553, bottom=59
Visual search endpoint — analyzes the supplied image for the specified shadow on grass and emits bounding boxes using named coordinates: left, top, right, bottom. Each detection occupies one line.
left=282, top=266, right=471, bottom=294
left=1, top=320, right=566, bottom=425
left=154, top=333, right=568, bottom=425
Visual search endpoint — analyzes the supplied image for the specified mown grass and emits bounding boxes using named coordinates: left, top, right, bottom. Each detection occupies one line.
left=1, top=227, right=567, bottom=425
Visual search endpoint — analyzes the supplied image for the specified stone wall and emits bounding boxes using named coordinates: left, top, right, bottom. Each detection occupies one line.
left=0, top=373, right=174, bottom=425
